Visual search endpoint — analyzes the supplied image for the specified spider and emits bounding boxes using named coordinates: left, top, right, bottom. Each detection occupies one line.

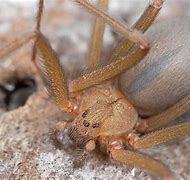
left=1, top=0, right=190, bottom=179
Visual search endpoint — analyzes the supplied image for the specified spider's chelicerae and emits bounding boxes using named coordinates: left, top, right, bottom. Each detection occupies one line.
left=1, top=0, right=190, bottom=179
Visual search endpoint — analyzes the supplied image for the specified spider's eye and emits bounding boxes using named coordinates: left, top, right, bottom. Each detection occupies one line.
left=82, top=110, right=88, bottom=118
left=83, top=120, right=90, bottom=127
left=92, top=123, right=100, bottom=128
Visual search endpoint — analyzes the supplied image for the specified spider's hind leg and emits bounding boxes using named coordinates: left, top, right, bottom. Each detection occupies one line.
left=75, top=0, right=148, bottom=49
left=129, top=94, right=190, bottom=151
left=130, top=122, right=190, bottom=149
left=136, top=93, right=190, bottom=132
left=110, top=0, right=164, bottom=62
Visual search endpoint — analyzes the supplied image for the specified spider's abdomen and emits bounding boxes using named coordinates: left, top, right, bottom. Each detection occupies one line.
left=119, top=17, right=190, bottom=117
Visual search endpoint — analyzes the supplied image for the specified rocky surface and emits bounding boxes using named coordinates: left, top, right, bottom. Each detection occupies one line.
left=0, top=0, right=190, bottom=179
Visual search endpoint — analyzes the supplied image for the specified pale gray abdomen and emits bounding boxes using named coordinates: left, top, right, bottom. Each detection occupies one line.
left=119, top=17, right=190, bottom=117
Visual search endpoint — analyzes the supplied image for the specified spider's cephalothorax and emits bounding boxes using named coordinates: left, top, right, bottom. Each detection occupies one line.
left=68, top=84, right=138, bottom=148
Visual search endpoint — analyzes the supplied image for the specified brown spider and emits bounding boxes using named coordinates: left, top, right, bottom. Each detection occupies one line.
left=1, top=0, right=190, bottom=179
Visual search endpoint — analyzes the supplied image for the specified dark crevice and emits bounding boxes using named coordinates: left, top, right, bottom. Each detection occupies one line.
left=0, top=78, right=37, bottom=111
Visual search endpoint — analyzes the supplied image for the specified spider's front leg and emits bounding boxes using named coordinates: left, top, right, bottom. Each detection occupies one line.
left=101, top=135, right=173, bottom=178
left=34, top=32, right=81, bottom=147
left=110, top=148, right=173, bottom=179
left=35, top=33, right=74, bottom=113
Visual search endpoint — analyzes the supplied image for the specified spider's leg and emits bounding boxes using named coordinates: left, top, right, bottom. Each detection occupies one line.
left=136, top=94, right=190, bottom=132
left=75, top=0, right=148, bottom=49
left=0, top=33, right=35, bottom=59
left=35, top=33, right=76, bottom=115
left=88, top=0, right=108, bottom=66
left=70, top=0, right=155, bottom=92
left=32, top=0, right=44, bottom=64
left=111, top=149, right=173, bottom=179
left=130, top=122, right=190, bottom=149
left=70, top=47, right=148, bottom=92
left=133, top=0, right=163, bottom=31
left=110, top=0, right=164, bottom=62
